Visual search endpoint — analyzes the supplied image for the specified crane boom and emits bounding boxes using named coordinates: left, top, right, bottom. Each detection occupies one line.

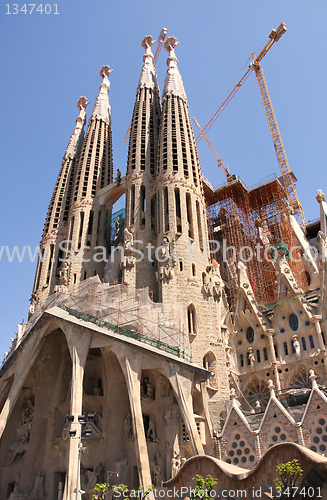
left=124, top=28, right=167, bottom=143
left=153, top=27, right=167, bottom=66
left=193, top=117, right=232, bottom=181
left=253, top=63, right=306, bottom=226
left=195, top=22, right=287, bottom=144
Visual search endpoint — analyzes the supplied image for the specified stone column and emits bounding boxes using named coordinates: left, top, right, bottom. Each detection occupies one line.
left=63, top=326, right=92, bottom=500
left=168, top=368, right=204, bottom=455
left=254, top=432, right=261, bottom=461
left=266, top=329, right=281, bottom=391
left=296, top=425, right=305, bottom=446
left=114, top=347, right=152, bottom=491
left=311, top=315, right=327, bottom=375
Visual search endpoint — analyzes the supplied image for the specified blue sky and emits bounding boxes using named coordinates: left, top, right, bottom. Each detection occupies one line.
left=0, top=0, right=326, bottom=358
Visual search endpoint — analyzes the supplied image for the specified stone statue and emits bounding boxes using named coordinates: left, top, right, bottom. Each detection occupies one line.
left=82, top=470, right=98, bottom=491
left=9, top=427, right=30, bottom=463
left=59, top=262, right=69, bottom=284
left=293, top=335, right=301, bottom=360
left=20, top=398, right=34, bottom=426
left=115, top=169, right=121, bottom=186
left=124, top=227, right=134, bottom=252
left=171, top=451, right=180, bottom=478
left=28, top=471, right=45, bottom=498
left=28, top=296, right=36, bottom=318
left=123, top=412, right=133, bottom=441
left=146, top=416, right=159, bottom=442
left=145, top=380, right=154, bottom=399
left=248, top=348, right=255, bottom=370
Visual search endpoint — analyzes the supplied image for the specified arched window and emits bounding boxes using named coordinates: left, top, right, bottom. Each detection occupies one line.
left=301, top=337, right=307, bottom=351
left=246, top=326, right=254, bottom=344
left=203, top=352, right=218, bottom=389
left=187, top=305, right=196, bottom=336
left=240, top=354, right=244, bottom=368
left=284, top=342, right=288, bottom=355
left=289, top=314, right=299, bottom=332
left=263, top=348, right=268, bottom=361
left=309, top=335, right=315, bottom=349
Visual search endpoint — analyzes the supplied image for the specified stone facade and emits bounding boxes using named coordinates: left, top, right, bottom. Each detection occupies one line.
left=0, top=32, right=327, bottom=500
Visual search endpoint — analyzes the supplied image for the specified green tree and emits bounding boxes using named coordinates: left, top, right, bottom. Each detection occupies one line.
left=92, top=483, right=110, bottom=500
left=190, top=474, right=218, bottom=500
left=275, top=459, right=303, bottom=498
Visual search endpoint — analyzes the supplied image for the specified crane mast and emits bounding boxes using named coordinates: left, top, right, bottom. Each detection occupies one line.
left=253, top=62, right=306, bottom=226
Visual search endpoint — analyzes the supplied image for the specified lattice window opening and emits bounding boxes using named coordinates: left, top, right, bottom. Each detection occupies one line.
left=225, top=432, right=255, bottom=468
left=267, top=426, right=291, bottom=448
left=181, top=419, right=205, bottom=445
left=309, top=416, right=327, bottom=456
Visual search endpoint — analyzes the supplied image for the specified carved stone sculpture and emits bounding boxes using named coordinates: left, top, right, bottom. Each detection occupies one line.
left=123, top=413, right=133, bottom=441
left=293, top=335, right=301, bottom=360
left=146, top=416, right=159, bottom=442
left=171, top=451, right=180, bottom=478
left=28, top=470, right=45, bottom=498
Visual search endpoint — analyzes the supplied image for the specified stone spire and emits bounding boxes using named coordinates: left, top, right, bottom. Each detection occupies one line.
left=64, top=96, right=90, bottom=159
left=122, top=36, right=161, bottom=296
left=33, top=97, right=89, bottom=301
left=91, top=65, right=113, bottom=125
left=162, top=36, right=187, bottom=102
left=137, top=35, right=160, bottom=93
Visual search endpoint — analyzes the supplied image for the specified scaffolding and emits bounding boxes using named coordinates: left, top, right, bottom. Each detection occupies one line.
left=204, top=175, right=310, bottom=309
left=12, top=277, right=190, bottom=364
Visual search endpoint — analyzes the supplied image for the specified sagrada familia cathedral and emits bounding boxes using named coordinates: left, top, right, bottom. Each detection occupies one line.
left=0, top=34, right=327, bottom=499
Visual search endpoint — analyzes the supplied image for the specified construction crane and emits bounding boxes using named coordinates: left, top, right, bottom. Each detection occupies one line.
left=195, top=22, right=287, bottom=144
left=251, top=61, right=306, bottom=226
left=193, top=22, right=306, bottom=226
left=124, top=28, right=167, bottom=143
left=193, top=117, right=233, bottom=182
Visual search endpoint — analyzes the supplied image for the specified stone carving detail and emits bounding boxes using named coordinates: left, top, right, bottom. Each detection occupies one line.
left=9, top=396, right=35, bottom=463
left=158, top=375, right=170, bottom=398
left=151, top=452, right=164, bottom=486
left=248, top=347, right=255, bottom=371
left=142, top=375, right=155, bottom=400
left=316, top=189, right=326, bottom=203
left=155, top=235, right=174, bottom=282
left=81, top=469, right=98, bottom=492
left=115, top=168, right=121, bottom=186
left=58, top=262, right=69, bottom=284
left=293, top=335, right=301, bottom=360
left=171, top=451, right=180, bottom=478
left=28, top=470, right=45, bottom=498
left=146, top=416, right=159, bottom=442
left=123, top=412, right=133, bottom=441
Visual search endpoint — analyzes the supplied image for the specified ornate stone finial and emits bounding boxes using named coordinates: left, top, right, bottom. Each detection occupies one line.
left=255, top=400, right=262, bottom=414
left=141, top=35, right=155, bottom=51
left=77, top=96, right=90, bottom=110
left=268, top=379, right=275, bottom=397
left=309, top=369, right=318, bottom=389
left=230, top=387, right=237, bottom=399
left=99, top=65, right=113, bottom=78
left=164, top=36, right=180, bottom=65
left=316, top=190, right=326, bottom=203
left=76, top=96, right=90, bottom=126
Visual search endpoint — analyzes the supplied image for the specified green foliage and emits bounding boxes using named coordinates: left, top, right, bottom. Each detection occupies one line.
left=92, top=483, right=110, bottom=500
left=191, top=474, right=218, bottom=500
left=275, top=460, right=303, bottom=497
left=92, top=483, right=154, bottom=500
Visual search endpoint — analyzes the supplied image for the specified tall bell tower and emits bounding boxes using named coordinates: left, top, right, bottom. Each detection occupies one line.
left=124, top=36, right=161, bottom=296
